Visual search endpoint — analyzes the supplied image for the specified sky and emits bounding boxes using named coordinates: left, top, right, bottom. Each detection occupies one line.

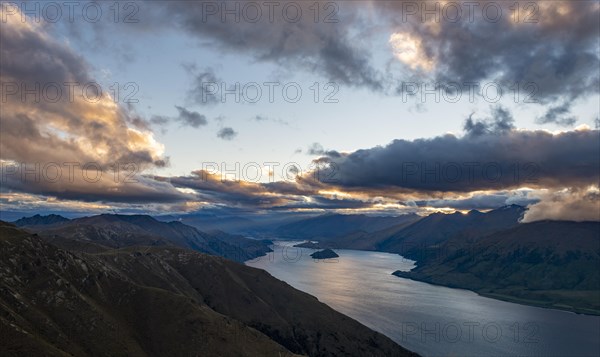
left=0, top=0, right=599, bottom=221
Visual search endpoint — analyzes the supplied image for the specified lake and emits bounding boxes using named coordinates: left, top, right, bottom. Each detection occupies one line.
left=246, top=241, right=600, bottom=357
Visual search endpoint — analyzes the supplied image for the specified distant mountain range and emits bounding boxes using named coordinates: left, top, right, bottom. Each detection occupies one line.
left=378, top=204, right=526, bottom=258
left=284, top=205, right=600, bottom=314
left=275, top=213, right=420, bottom=240
left=154, top=210, right=318, bottom=236
left=14, top=213, right=70, bottom=227
left=0, top=222, right=417, bottom=356
left=14, top=214, right=272, bottom=263
left=290, top=205, right=524, bottom=252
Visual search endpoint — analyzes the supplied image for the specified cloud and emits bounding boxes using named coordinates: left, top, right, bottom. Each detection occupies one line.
left=147, top=107, right=207, bottom=129
left=306, top=143, right=341, bottom=157
left=0, top=163, right=191, bottom=204
left=161, top=170, right=393, bottom=212
left=0, top=10, right=165, bottom=169
left=144, top=1, right=384, bottom=90
left=415, top=191, right=539, bottom=210
left=162, top=171, right=303, bottom=208
left=253, top=115, right=289, bottom=126
left=536, top=102, right=577, bottom=126
left=307, top=143, right=326, bottom=155
left=175, top=106, right=208, bottom=128
left=156, top=1, right=600, bottom=103
left=16, top=1, right=599, bottom=108
left=305, top=127, right=599, bottom=192
left=0, top=8, right=190, bottom=204
left=522, top=187, right=600, bottom=222
left=464, top=106, right=515, bottom=136
left=217, top=127, right=237, bottom=140
left=185, top=65, right=221, bottom=106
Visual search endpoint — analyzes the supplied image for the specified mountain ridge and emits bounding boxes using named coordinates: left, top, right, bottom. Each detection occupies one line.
left=0, top=222, right=418, bottom=356
left=20, top=214, right=272, bottom=263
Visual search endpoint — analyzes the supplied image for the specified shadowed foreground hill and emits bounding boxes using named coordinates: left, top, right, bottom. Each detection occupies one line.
left=0, top=222, right=417, bottom=357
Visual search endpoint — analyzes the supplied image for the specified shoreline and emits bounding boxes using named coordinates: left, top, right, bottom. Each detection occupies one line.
left=392, top=271, right=600, bottom=316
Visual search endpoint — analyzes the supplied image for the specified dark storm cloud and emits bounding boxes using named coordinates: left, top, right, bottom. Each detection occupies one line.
left=217, top=127, right=237, bottom=140
left=309, top=128, right=600, bottom=192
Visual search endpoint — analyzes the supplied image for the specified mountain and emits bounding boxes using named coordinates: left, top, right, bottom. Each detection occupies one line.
left=23, top=214, right=272, bottom=263
left=13, top=214, right=70, bottom=227
left=275, top=214, right=419, bottom=241
left=378, top=205, right=526, bottom=258
left=155, top=211, right=318, bottom=236
left=0, top=222, right=417, bottom=356
left=300, top=205, right=525, bottom=253
left=300, top=218, right=421, bottom=251
left=155, top=213, right=258, bottom=234
left=394, top=220, right=600, bottom=315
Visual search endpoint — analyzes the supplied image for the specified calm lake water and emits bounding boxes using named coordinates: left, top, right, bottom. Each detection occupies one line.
left=246, top=241, right=600, bottom=357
